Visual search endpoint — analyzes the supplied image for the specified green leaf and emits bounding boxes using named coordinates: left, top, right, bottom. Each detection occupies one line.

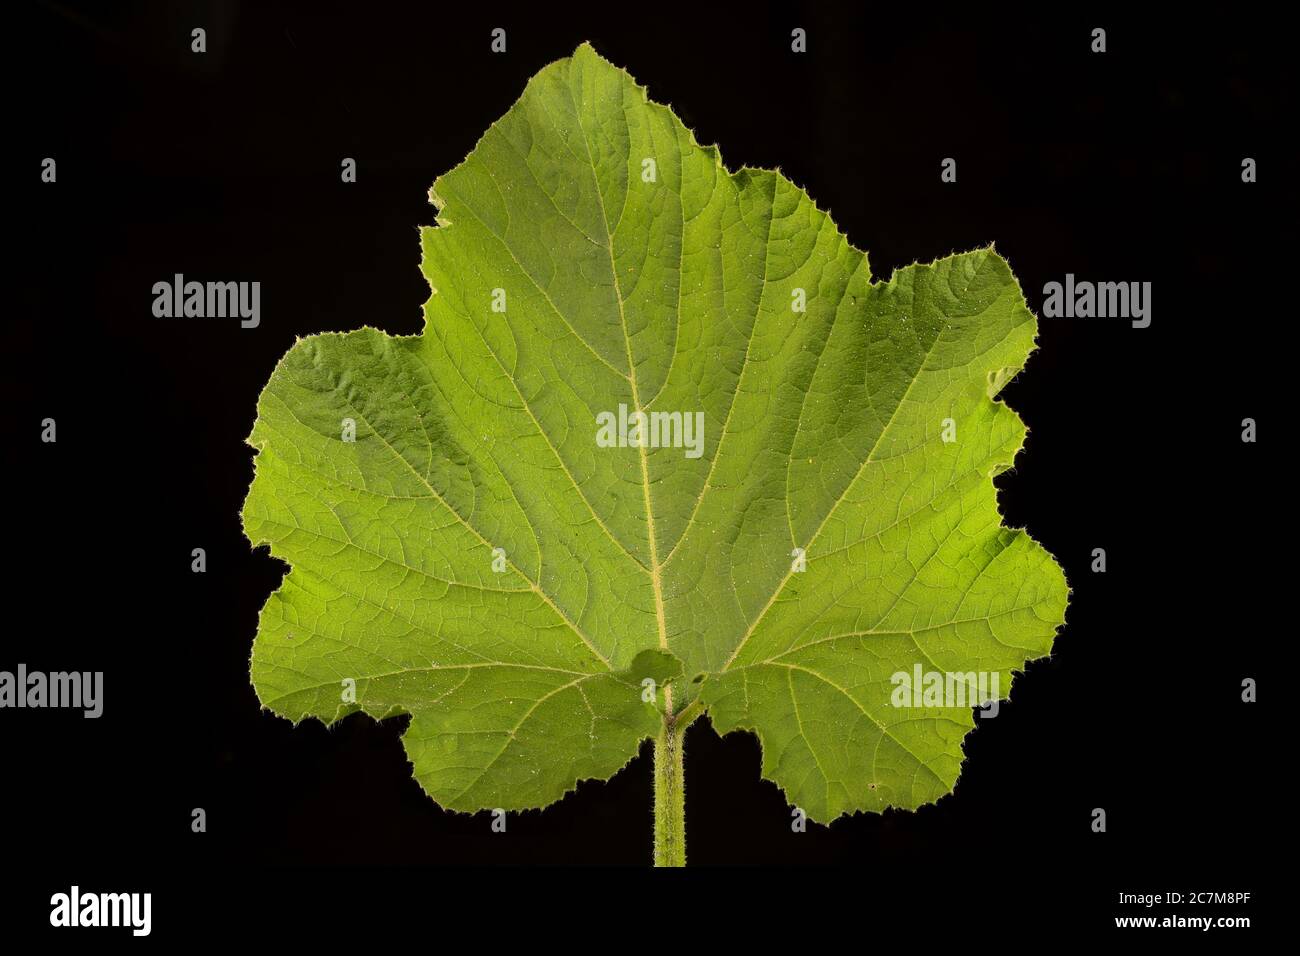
left=242, top=43, right=1068, bottom=823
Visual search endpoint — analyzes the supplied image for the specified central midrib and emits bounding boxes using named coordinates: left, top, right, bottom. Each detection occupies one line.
left=567, top=79, right=671, bottom=665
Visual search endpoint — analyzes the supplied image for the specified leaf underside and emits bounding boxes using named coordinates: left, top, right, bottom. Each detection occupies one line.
left=242, top=43, right=1068, bottom=822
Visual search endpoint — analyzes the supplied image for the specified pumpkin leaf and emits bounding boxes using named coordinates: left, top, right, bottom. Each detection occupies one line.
left=242, top=42, right=1068, bottom=823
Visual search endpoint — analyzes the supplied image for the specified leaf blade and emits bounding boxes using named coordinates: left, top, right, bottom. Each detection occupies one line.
left=243, top=43, right=1068, bottom=819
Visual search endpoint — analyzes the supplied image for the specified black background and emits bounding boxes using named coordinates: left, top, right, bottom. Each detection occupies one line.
left=7, top=0, right=1286, bottom=941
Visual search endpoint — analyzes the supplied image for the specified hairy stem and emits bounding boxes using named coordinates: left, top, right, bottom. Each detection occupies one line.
left=653, top=710, right=686, bottom=866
